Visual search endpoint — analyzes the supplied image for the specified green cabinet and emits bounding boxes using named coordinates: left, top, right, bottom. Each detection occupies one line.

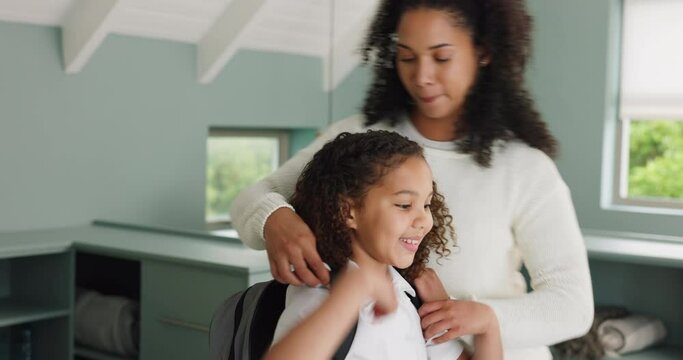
left=0, top=250, right=73, bottom=360
left=0, top=224, right=270, bottom=359
left=70, top=224, right=270, bottom=359
left=140, top=260, right=248, bottom=359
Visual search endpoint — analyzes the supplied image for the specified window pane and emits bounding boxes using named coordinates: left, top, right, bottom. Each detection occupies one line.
left=627, top=119, right=683, bottom=200
left=621, top=0, right=683, bottom=118
left=206, top=136, right=280, bottom=222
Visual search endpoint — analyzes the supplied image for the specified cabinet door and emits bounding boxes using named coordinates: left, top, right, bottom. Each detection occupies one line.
left=140, top=260, right=247, bottom=360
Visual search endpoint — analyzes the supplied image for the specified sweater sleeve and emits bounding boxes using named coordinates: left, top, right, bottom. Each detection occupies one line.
left=479, top=156, right=594, bottom=349
left=229, top=116, right=366, bottom=249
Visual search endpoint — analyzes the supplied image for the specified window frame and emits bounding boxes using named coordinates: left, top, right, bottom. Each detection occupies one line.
left=205, top=128, right=290, bottom=228
left=607, top=0, right=683, bottom=215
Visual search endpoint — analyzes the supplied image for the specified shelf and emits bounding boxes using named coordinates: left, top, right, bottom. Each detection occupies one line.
left=0, top=298, right=70, bottom=328
left=610, top=346, right=683, bottom=360
left=74, top=345, right=136, bottom=360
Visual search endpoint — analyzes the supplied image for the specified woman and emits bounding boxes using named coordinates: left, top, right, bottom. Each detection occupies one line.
left=230, top=0, right=593, bottom=358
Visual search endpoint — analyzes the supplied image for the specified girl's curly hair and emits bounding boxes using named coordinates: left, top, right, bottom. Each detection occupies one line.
left=290, top=131, right=454, bottom=281
left=361, top=0, right=557, bottom=167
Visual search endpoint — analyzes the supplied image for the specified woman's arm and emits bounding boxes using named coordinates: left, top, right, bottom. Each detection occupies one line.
left=421, top=155, right=593, bottom=349
left=480, top=180, right=594, bottom=347
left=229, top=116, right=367, bottom=286
left=265, top=266, right=397, bottom=360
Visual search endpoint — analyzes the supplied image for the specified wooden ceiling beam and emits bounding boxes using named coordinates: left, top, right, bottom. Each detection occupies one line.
left=62, top=0, right=121, bottom=74
left=197, top=0, right=267, bottom=84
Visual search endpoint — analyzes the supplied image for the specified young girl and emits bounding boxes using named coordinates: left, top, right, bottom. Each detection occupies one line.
left=265, top=131, right=502, bottom=360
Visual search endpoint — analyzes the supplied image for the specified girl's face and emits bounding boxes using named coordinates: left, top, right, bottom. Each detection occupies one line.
left=396, top=8, right=481, bottom=123
left=347, top=156, right=434, bottom=269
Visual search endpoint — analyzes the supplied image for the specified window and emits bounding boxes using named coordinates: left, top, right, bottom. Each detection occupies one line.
left=615, top=0, right=683, bottom=209
left=206, top=129, right=288, bottom=225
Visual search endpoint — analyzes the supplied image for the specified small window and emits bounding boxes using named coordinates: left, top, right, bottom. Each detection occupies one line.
left=615, top=0, right=683, bottom=209
left=620, top=119, right=683, bottom=202
left=206, top=129, right=288, bottom=226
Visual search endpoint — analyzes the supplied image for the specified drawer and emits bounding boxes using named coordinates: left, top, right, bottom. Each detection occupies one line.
left=140, top=260, right=248, bottom=359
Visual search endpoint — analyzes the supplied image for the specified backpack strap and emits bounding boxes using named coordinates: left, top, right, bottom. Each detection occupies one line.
left=227, top=290, right=249, bottom=360
left=249, top=281, right=289, bottom=360
left=405, top=280, right=423, bottom=310
left=327, top=267, right=357, bottom=360
left=332, top=324, right=357, bottom=360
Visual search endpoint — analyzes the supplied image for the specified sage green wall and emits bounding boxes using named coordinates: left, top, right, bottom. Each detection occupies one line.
left=0, top=21, right=327, bottom=232
left=526, top=0, right=683, bottom=237
left=331, top=65, right=372, bottom=122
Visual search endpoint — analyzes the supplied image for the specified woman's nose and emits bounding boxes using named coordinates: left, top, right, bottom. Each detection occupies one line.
left=415, top=60, right=435, bottom=87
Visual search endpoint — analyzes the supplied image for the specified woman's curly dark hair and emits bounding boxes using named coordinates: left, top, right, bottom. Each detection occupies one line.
left=361, top=0, right=557, bottom=166
left=290, top=131, right=454, bottom=281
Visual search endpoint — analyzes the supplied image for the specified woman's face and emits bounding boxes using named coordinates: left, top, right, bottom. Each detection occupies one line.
left=396, top=8, right=481, bottom=123
left=347, top=156, right=434, bottom=269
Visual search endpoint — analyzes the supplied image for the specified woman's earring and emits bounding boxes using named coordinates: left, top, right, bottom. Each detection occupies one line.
left=479, top=59, right=488, bottom=67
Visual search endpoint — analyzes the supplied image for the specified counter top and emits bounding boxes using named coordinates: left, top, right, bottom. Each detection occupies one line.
left=0, top=229, right=72, bottom=260
left=3, top=224, right=682, bottom=273
left=0, top=224, right=269, bottom=274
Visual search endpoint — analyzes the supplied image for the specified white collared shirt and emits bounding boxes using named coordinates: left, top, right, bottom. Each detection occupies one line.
left=272, top=265, right=464, bottom=360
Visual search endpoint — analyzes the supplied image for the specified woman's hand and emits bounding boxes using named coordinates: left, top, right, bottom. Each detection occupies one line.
left=418, top=300, right=499, bottom=344
left=414, top=268, right=449, bottom=303
left=263, top=207, right=330, bottom=286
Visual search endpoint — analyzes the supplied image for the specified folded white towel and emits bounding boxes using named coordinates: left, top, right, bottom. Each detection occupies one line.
left=75, top=288, right=139, bottom=357
left=598, top=314, right=667, bottom=356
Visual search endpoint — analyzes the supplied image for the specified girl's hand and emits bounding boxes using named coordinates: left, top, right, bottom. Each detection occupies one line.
left=366, top=267, right=398, bottom=317
left=418, top=300, right=499, bottom=344
left=334, top=264, right=398, bottom=317
left=264, top=208, right=330, bottom=286
left=414, top=268, right=449, bottom=303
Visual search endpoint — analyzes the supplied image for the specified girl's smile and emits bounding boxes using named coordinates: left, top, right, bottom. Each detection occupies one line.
left=347, top=156, right=434, bottom=269
left=399, top=236, right=422, bottom=252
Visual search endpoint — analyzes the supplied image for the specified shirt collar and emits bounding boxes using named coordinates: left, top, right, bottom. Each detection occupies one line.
left=347, top=260, right=416, bottom=297
left=389, top=266, right=416, bottom=297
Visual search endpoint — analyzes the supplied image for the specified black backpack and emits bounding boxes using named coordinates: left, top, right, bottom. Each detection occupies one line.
left=209, top=278, right=422, bottom=360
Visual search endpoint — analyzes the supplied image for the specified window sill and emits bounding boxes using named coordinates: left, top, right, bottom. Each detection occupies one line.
left=602, top=202, right=683, bottom=217
left=584, top=229, right=683, bottom=269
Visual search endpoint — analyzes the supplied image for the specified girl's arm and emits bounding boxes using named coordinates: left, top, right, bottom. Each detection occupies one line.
left=265, top=266, right=397, bottom=360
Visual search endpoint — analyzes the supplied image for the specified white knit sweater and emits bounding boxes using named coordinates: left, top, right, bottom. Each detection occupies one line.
left=230, top=115, right=594, bottom=360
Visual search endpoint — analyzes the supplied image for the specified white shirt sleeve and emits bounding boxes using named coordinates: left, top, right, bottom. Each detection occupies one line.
left=271, top=285, right=329, bottom=345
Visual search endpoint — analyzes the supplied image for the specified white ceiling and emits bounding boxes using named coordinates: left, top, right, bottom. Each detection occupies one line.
left=0, top=0, right=378, bottom=86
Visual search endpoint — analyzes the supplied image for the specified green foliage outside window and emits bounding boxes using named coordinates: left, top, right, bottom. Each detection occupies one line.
left=206, top=137, right=280, bottom=221
left=628, top=120, right=683, bottom=199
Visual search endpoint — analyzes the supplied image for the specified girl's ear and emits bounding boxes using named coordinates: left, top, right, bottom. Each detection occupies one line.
left=340, top=197, right=358, bottom=229
left=346, top=207, right=358, bottom=229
